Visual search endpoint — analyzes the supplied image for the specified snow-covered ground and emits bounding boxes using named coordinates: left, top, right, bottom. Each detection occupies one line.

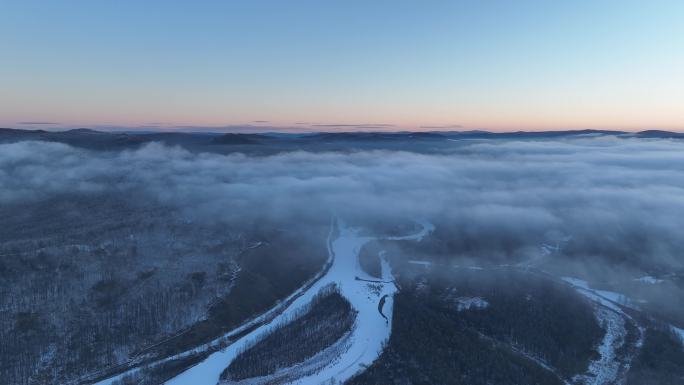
left=407, top=260, right=432, bottom=267
left=223, top=331, right=355, bottom=385
left=561, top=277, right=638, bottom=313
left=633, top=276, right=664, bottom=284
left=672, top=326, right=684, bottom=349
left=144, top=219, right=432, bottom=385
left=91, top=221, right=340, bottom=385
left=454, top=296, right=489, bottom=311
left=573, top=307, right=626, bottom=385
left=561, top=277, right=643, bottom=385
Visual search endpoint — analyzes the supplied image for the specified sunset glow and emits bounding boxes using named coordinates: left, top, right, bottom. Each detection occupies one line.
left=2, top=0, right=683, bottom=132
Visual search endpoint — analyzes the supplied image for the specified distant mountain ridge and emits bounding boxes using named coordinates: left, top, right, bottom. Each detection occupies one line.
left=1, top=127, right=682, bottom=151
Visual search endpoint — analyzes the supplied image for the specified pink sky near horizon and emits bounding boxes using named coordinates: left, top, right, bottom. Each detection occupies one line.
left=2, top=1, right=683, bottom=133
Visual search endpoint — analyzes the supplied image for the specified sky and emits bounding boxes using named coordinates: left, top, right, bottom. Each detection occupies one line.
left=1, top=0, right=683, bottom=132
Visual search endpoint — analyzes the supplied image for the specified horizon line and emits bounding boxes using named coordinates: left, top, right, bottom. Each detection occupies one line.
left=3, top=126, right=683, bottom=135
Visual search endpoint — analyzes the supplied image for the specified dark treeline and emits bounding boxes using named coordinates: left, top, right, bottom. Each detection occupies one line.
left=349, top=268, right=603, bottom=385
left=625, top=325, right=684, bottom=385
left=0, top=194, right=327, bottom=385
left=349, top=291, right=564, bottom=385
left=223, top=285, right=356, bottom=381
left=358, top=241, right=383, bottom=278
left=424, top=269, right=603, bottom=378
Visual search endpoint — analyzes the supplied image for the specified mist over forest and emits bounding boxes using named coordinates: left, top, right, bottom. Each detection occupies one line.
left=2, top=133, right=684, bottom=385
left=4, top=1, right=683, bottom=383
left=4, top=136, right=684, bottom=271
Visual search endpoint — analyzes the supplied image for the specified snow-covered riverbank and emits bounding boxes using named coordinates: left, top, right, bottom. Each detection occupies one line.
left=165, top=219, right=430, bottom=385
left=561, top=277, right=643, bottom=385
left=90, top=219, right=432, bottom=385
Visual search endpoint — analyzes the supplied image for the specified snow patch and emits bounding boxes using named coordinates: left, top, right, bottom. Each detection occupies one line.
left=561, top=277, right=637, bottom=314
left=634, top=276, right=663, bottom=284
left=407, top=260, right=432, bottom=267
left=452, top=265, right=484, bottom=270
left=454, top=297, right=489, bottom=312
left=540, top=243, right=561, bottom=255
left=671, top=326, right=684, bottom=349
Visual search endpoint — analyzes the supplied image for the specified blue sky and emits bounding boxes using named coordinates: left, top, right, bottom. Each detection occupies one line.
left=1, top=0, right=683, bottom=131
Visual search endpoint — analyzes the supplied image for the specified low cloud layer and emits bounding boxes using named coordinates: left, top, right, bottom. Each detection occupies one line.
left=2, top=137, right=684, bottom=272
